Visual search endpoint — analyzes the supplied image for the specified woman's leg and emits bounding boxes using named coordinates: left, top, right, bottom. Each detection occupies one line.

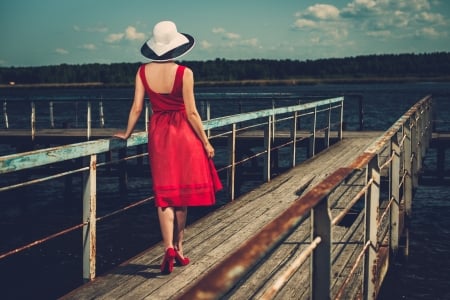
left=157, top=207, right=175, bottom=250
left=173, top=206, right=188, bottom=256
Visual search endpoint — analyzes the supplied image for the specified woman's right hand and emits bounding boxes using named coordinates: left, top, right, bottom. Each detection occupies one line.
left=114, top=132, right=129, bottom=140
left=204, top=142, right=215, bottom=158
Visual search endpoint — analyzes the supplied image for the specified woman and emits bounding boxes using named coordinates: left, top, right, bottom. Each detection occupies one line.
left=114, top=20, right=222, bottom=274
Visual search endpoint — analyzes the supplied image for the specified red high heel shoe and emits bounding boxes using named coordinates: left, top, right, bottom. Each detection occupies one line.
left=160, top=248, right=175, bottom=274
left=175, top=250, right=190, bottom=266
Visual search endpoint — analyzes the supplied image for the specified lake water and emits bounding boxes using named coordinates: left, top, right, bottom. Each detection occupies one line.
left=0, top=82, right=449, bottom=299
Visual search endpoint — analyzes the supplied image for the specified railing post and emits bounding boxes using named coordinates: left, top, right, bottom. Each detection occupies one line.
left=31, top=101, right=36, bottom=141
left=87, top=101, right=91, bottom=140
left=339, top=98, right=344, bottom=140
left=309, top=107, right=317, bottom=157
left=3, top=101, right=9, bottom=129
left=272, top=99, right=276, bottom=143
left=324, top=103, right=331, bottom=148
left=264, top=115, right=272, bottom=182
left=403, top=121, right=413, bottom=216
left=228, top=123, right=237, bottom=200
left=99, top=100, right=105, bottom=128
left=415, top=111, right=423, bottom=174
left=145, top=102, right=150, bottom=132
left=49, top=101, right=55, bottom=128
left=364, top=156, right=380, bottom=299
left=310, top=197, right=331, bottom=300
left=119, top=148, right=128, bottom=194
left=83, top=154, right=97, bottom=282
left=207, top=101, right=211, bottom=138
left=390, top=134, right=400, bottom=255
left=411, top=117, right=419, bottom=188
left=290, top=111, right=298, bottom=168
left=358, top=95, right=364, bottom=131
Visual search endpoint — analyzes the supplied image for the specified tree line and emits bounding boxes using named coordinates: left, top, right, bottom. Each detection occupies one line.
left=1, top=52, right=449, bottom=85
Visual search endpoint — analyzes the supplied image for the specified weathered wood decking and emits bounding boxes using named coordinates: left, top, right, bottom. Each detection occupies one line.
left=61, top=132, right=380, bottom=300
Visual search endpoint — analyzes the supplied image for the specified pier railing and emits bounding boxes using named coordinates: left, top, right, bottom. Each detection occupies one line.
left=177, top=95, right=433, bottom=299
left=0, top=97, right=344, bottom=283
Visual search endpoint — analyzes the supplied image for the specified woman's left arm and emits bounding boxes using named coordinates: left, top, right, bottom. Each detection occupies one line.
left=114, top=70, right=145, bottom=139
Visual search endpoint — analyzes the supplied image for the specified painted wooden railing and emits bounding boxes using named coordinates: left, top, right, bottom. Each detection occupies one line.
left=177, top=95, right=433, bottom=299
left=0, top=96, right=344, bottom=283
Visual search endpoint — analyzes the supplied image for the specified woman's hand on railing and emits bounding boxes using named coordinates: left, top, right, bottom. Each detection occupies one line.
left=113, top=131, right=129, bottom=140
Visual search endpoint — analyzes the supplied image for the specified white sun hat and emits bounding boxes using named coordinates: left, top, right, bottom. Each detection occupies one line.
left=141, top=21, right=195, bottom=61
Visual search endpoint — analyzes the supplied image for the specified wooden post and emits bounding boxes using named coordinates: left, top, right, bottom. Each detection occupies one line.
left=228, top=124, right=237, bottom=200
left=290, top=111, right=298, bottom=168
left=339, top=98, right=344, bottom=140
left=31, top=101, right=35, bottom=141
left=119, top=148, right=128, bottom=194
left=49, top=101, right=55, bottom=128
left=324, top=103, right=331, bottom=148
left=310, top=196, right=331, bottom=300
left=403, top=122, right=413, bottom=216
left=264, top=115, right=272, bottom=182
left=358, top=95, right=364, bottom=131
left=145, top=102, right=150, bottom=133
left=364, top=156, right=380, bottom=299
left=309, top=107, right=317, bottom=158
left=87, top=101, right=91, bottom=140
left=99, top=101, right=105, bottom=128
left=207, top=101, right=211, bottom=138
left=83, top=154, right=97, bottom=282
left=390, top=134, right=400, bottom=255
left=3, top=101, right=9, bottom=129
left=411, top=116, right=419, bottom=188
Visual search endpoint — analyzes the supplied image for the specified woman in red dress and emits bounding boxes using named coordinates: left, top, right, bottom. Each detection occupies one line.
left=115, top=21, right=222, bottom=274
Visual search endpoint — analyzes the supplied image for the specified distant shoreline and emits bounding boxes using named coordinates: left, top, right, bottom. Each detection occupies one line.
left=1, top=76, right=450, bottom=89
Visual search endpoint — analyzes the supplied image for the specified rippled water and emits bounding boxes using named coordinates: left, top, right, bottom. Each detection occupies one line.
left=0, top=82, right=449, bottom=299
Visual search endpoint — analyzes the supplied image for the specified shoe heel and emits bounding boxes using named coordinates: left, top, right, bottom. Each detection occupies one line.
left=175, top=250, right=190, bottom=266
left=161, top=248, right=175, bottom=274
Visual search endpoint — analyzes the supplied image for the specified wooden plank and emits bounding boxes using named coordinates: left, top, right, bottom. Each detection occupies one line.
left=61, top=135, right=377, bottom=300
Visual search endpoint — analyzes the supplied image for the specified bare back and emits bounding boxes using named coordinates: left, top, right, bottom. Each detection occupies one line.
left=144, top=62, right=179, bottom=94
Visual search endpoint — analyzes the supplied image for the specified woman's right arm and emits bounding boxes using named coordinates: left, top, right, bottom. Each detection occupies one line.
left=114, top=70, right=145, bottom=139
left=182, top=68, right=215, bottom=158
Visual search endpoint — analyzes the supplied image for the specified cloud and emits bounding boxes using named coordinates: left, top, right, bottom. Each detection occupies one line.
left=210, top=27, right=259, bottom=50
left=74, top=25, right=108, bottom=33
left=80, top=44, right=97, bottom=50
left=293, top=19, right=317, bottom=29
left=125, top=26, right=145, bottom=41
left=293, top=4, right=347, bottom=44
left=306, top=4, right=340, bottom=20
left=212, top=27, right=225, bottom=34
left=55, top=48, right=69, bottom=55
left=200, top=40, right=212, bottom=49
left=337, top=0, right=447, bottom=39
left=416, top=26, right=447, bottom=38
left=367, top=30, right=392, bottom=38
left=105, top=26, right=145, bottom=43
left=105, top=33, right=124, bottom=43
left=213, top=27, right=240, bottom=40
left=416, top=12, right=446, bottom=25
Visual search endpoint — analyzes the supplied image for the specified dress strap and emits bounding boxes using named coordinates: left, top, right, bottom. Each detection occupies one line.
left=138, top=65, right=152, bottom=93
left=171, top=65, right=186, bottom=95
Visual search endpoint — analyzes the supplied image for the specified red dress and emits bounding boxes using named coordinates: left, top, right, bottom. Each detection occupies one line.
left=139, top=65, right=222, bottom=207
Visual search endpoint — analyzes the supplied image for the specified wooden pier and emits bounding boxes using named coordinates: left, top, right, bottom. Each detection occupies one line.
left=0, top=95, right=439, bottom=299
left=60, top=132, right=380, bottom=299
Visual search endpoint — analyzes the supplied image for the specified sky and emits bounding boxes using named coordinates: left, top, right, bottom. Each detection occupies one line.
left=1, top=0, right=449, bottom=67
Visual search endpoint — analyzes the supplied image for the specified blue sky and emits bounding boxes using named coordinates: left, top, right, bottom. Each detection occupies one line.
left=1, top=0, right=449, bottom=67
